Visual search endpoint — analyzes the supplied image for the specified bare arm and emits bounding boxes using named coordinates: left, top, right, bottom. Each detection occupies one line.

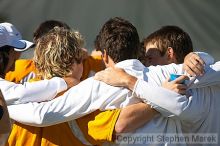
left=113, top=75, right=186, bottom=133
left=95, top=68, right=158, bottom=133
left=95, top=68, right=186, bottom=133
left=94, top=67, right=137, bottom=90
left=115, top=102, right=158, bottom=133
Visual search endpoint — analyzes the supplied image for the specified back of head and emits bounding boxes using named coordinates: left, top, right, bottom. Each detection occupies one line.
left=34, top=27, right=84, bottom=79
left=33, top=20, right=71, bottom=43
left=142, top=25, right=193, bottom=63
left=95, top=17, right=140, bottom=63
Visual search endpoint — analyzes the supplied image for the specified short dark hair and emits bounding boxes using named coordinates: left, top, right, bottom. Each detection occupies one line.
left=142, top=25, right=193, bottom=63
left=95, top=17, right=140, bottom=63
left=33, top=20, right=70, bottom=43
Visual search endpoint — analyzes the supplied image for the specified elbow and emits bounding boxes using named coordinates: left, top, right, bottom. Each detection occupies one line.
left=32, top=115, right=47, bottom=127
left=170, top=105, right=184, bottom=116
left=169, top=99, right=188, bottom=116
left=114, top=120, right=129, bottom=134
left=173, top=110, right=183, bottom=117
left=34, top=119, right=44, bottom=126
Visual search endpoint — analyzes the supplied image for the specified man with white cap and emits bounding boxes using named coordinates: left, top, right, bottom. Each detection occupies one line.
left=0, top=22, right=70, bottom=137
left=0, top=22, right=32, bottom=142
left=0, top=22, right=33, bottom=50
left=0, top=22, right=34, bottom=77
left=0, top=22, right=76, bottom=107
left=0, top=21, right=77, bottom=107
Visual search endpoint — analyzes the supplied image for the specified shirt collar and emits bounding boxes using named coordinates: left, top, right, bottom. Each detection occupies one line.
left=115, top=59, right=145, bottom=70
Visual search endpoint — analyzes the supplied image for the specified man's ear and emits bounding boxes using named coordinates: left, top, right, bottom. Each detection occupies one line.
left=166, top=47, right=177, bottom=63
left=101, top=50, right=109, bottom=65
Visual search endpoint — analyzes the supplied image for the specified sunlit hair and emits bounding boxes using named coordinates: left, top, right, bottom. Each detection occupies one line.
left=34, top=27, right=84, bottom=79
left=74, top=31, right=85, bottom=48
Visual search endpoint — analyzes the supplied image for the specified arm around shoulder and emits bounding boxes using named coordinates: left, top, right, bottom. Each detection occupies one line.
left=115, top=102, right=158, bottom=133
left=0, top=77, right=67, bottom=104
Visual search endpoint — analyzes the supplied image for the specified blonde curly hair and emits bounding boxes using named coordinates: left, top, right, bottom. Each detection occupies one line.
left=34, top=27, right=84, bottom=79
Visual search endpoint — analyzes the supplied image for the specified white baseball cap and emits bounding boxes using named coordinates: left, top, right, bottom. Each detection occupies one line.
left=0, top=22, right=34, bottom=51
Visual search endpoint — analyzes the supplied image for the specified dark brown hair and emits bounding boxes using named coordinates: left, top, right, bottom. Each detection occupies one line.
left=95, top=17, right=140, bottom=63
left=33, top=20, right=70, bottom=43
left=141, top=25, right=193, bottom=63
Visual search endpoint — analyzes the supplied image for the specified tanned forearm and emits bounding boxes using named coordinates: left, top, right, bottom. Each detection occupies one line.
left=95, top=67, right=138, bottom=91
left=115, top=102, right=158, bottom=133
left=95, top=68, right=158, bottom=133
left=122, top=74, right=137, bottom=91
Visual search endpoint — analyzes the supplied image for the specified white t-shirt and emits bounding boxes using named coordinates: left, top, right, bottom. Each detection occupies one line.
left=6, top=53, right=220, bottom=146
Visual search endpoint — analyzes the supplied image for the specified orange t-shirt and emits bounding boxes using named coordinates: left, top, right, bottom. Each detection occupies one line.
left=5, top=59, right=36, bottom=83
left=6, top=78, right=85, bottom=146
left=81, top=55, right=105, bottom=81
left=6, top=122, right=85, bottom=146
left=79, top=54, right=121, bottom=144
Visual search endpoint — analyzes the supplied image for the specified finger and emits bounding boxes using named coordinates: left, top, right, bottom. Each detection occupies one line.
left=184, top=63, right=196, bottom=76
left=190, top=59, right=204, bottom=75
left=177, top=89, right=187, bottom=95
left=190, top=55, right=205, bottom=75
left=192, top=54, right=205, bottom=65
left=173, top=75, right=189, bottom=84
left=190, top=58, right=200, bottom=66
left=175, top=84, right=187, bottom=94
left=176, top=84, right=188, bottom=90
left=166, top=77, right=170, bottom=82
left=196, top=68, right=204, bottom=76
left=188, top=64, right=203, bottom=76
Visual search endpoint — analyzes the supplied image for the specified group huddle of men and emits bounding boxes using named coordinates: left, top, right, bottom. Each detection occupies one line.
left=0, top=17, right=220, bottom=146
